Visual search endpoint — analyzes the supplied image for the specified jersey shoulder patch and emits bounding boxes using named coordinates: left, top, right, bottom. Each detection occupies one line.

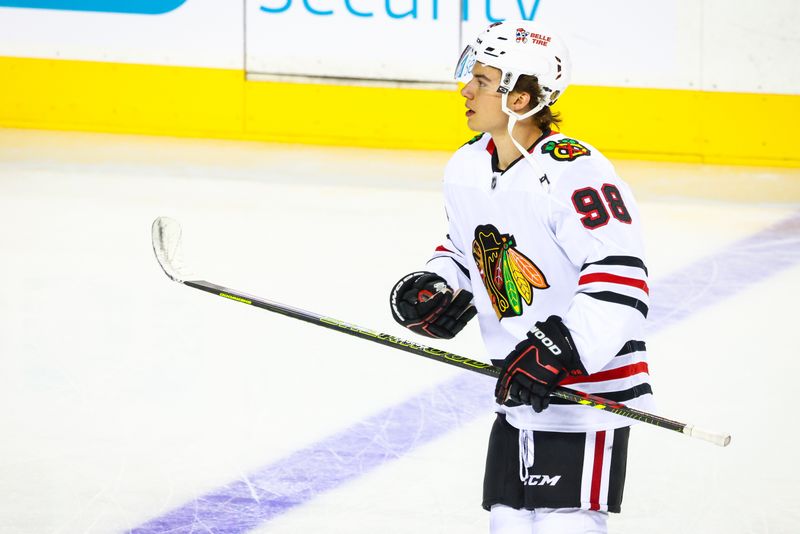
left=461, top=132, right=485, bottom=148
left=540, top=136, right=592, bottom=163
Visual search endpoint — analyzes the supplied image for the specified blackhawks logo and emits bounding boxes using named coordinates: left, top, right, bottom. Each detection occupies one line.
left=472, top=224, right=549, bottom=319
left=542, top=138, right=591, bottom=161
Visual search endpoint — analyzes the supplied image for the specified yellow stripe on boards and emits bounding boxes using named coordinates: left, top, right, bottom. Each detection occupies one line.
left=0, top=56, right=244, bottom=137
left=1, top=56, right=798, bottom=167
left=244, top=78, right=471, bottom=150
left=560, top=86, right=703, bottom=162
left=697, top=91, right=799, bottom=166
left=560, top=86, right=800, bottom=167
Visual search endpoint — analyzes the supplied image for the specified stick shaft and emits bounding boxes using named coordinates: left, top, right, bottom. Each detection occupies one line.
left=185, top=279, right=701, bottom=438
left=187, top=280, right=497, bottom=376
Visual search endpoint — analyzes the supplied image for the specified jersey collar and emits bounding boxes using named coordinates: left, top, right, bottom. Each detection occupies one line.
left=487, top=128, right=557, bottom=174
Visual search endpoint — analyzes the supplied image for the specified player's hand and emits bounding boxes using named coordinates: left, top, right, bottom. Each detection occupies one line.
left=494, top=316, right=587, bottom=412
left=390, top=271, right=476, bottom=339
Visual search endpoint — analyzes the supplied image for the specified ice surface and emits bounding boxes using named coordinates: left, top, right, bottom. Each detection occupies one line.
left=0, top=129, right=798, bottom=534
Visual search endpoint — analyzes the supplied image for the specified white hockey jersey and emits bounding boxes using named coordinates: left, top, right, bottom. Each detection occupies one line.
left=427, top=131, right=655, bottom=433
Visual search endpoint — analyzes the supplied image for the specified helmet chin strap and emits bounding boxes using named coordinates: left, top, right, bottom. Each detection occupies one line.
left=501, top=94, right=550, bottom=192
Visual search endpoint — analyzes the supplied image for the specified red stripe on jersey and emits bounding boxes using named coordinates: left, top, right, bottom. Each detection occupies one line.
left=590, top=430, right=606, bottom=511
left=560, top=362, right=649, bottom=386
left=486, top=139, right=496, bottom=155
left=579, top=272, right=650, bottom=294
left=435, top=245, right=454, bottom=254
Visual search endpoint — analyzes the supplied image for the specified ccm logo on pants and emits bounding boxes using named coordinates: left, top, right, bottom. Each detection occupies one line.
left=524, top=475, right=562, bottom=486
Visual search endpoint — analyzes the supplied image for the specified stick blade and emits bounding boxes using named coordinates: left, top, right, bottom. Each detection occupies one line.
left=151, top=217, right=196, bottom=283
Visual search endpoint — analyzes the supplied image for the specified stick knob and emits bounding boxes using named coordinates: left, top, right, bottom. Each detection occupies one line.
left=682, top=425, right=731, bottom=447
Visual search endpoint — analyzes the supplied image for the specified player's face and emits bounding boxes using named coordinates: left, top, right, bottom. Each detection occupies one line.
left=460, top=63, right=506, bottom=133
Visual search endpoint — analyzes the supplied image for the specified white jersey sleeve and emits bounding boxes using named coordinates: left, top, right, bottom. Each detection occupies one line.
left=547, top=159, right=649, bottom=375
left=425, top=166, right=474, bottom=292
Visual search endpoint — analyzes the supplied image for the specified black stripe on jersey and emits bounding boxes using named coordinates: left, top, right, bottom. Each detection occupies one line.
left=615, top=340, right=647, bottom=357
left=584, top=291, right=649, bottom=318
left=550, top=383, right=653, bottom=405
left=581, top=256, right=649, bottom=276
left=427, top=256, right=471, bottom=280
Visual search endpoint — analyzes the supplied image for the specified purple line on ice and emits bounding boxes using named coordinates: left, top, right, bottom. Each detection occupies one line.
left=646, top=211, right=800, bottom=332
left=132, top=379, right=489, bottom=534
left=131, top=211, right=800, bottom=534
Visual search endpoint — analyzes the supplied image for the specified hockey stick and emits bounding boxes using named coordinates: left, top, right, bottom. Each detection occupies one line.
left=151, top=217, right=731, bottom=447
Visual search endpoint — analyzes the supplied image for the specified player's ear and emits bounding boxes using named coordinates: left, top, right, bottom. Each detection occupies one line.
left=508, top=91, right=532, bottom=112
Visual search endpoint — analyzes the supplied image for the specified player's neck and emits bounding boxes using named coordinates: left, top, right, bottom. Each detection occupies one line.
left=491, top=122, right=543, bottom=170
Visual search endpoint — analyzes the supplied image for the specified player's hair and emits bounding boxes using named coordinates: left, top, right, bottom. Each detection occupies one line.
left=514, top=74, right=562, bottom=131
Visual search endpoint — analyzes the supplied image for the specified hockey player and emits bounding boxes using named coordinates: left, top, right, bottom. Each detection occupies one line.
left=389, top=21, right=654, bottom=533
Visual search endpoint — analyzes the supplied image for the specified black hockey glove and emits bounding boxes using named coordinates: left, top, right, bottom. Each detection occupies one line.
left=390, top=271, right=477, bottom=339
left=494, top=316, right=588, bottom=413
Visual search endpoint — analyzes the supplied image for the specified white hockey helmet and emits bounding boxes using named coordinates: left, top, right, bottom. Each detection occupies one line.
left=455, top=20, right=572, bottom=119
